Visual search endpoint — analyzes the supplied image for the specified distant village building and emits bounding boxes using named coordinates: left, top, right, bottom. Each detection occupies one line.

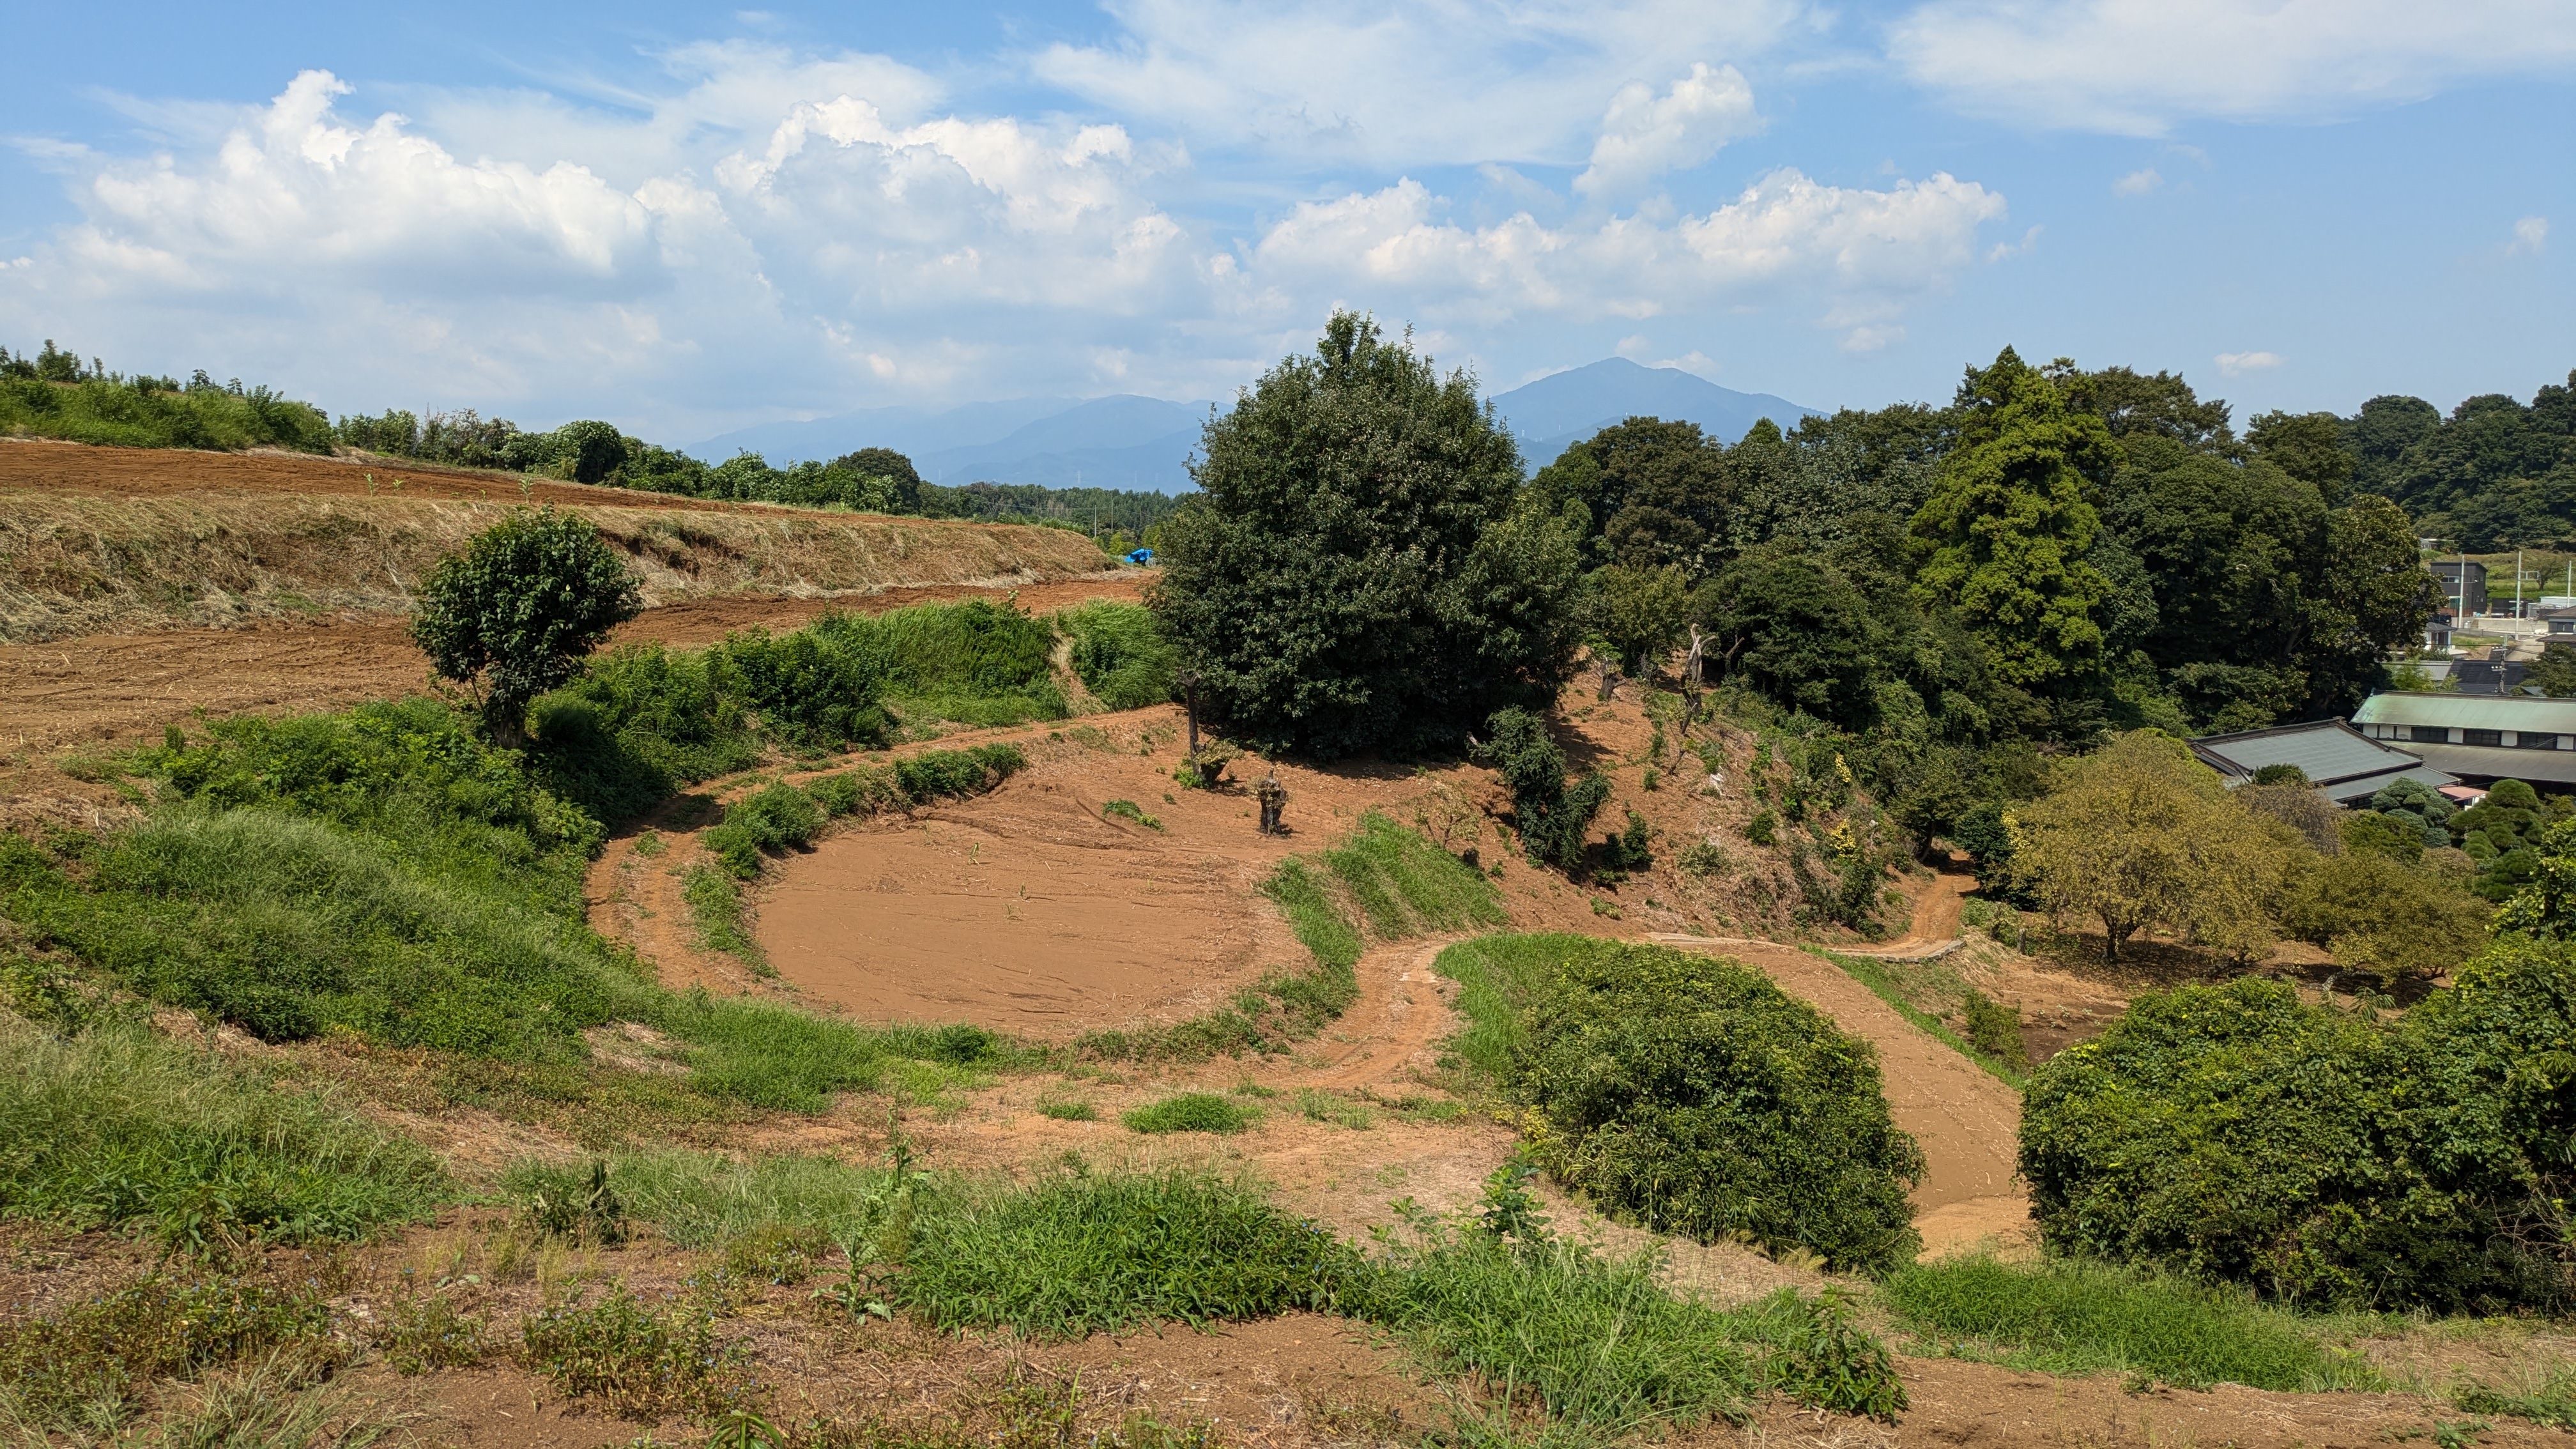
left=2188, top=719, right=2455, bottom=806
left=2350, top=693, right=2576, bottom=788
left=2430, top=560, right=2488, bottom=616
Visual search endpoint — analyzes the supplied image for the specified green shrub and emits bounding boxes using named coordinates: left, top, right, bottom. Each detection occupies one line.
left=0, top=1016, right=447, bottom=1248
left=381, top=1288, right=491, bottom=1374
left=1483, top=707, right=1611, bottom=870
left=2020, top=950, right=2576, bottom=1311
left=814, top=599, right=1066, bottom=725
left=530, top=645, right=762, bottom=821
left=893, top=1172, right=1366, bottom=1338
left=1881, top=1256, right=2368, bottom=1391
left=1060, top=602, right=1179, bottom=710
left=1123, top=1092, right=1254, bottom=1134
left=707, top=626, right=888, bottom=749
left=0, top=358, right=332, bottom=452
left=1960, top=990, right=2028, bottom=1071
left=702, top=783, right=825, bottom=878
left=1452, top=935, right=1924, bottom=1274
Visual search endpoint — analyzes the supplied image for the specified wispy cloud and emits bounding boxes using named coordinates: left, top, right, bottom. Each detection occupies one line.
left=1887, top=0, right=2576, bottom=135
left=2112, top=167, right=2161, bottom=196
left=2216, top=350, right=2284, bottom=375
left=2508, top=216, right=2550, bottom=255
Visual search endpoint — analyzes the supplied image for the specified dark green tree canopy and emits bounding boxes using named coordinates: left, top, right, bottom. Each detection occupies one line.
left=410, top=509, right=643, bottom=744
left=829, top=447, right=927, bottom=513
left=1151, top=312, right=1583, bottom=757
left=1908, top=348, right=2118, bottom=690
left=2343, top=372, right=2576, bottom=549
left=1529, top=416, right=1732, bottom=573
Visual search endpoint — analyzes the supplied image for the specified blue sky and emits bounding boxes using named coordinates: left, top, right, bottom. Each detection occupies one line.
left=1, top=1, right=2568, bottom=443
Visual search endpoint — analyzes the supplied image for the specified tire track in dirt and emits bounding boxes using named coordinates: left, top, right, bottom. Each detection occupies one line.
left=1292, top=939, right=1460, bottom=1091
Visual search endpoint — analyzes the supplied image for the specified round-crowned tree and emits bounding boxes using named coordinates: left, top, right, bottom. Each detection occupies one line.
left=410, top=509, right=641, bottom=746
left=1151, top=312, right=1584, bottom=758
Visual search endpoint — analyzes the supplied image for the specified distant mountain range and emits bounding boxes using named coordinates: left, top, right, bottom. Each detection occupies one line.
left=687, top=357, right=1815, bottom=492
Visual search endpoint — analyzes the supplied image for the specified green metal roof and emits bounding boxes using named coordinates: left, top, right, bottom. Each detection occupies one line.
left=2350, top=693, right=2576, bottom=730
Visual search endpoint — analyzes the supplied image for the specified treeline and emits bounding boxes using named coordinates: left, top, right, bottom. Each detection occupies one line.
left=1575, top=355, right=2442, bottom=885
left=2349, top=370, right=2576, bottom=549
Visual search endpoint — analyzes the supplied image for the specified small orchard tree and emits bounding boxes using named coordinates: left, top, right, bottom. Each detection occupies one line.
left=1483, top=706, right=1609, bottom=870
left=2011, top=730, right=2304, bottom=962
left=411, top=509, right=641, bottom=746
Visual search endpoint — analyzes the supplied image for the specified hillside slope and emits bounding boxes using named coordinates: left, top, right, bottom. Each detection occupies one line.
left=0, top=439, right=1116, bottom=641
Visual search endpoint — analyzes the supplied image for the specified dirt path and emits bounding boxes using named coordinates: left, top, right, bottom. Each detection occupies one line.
left=1294, top=939, right=1459, bottom=1091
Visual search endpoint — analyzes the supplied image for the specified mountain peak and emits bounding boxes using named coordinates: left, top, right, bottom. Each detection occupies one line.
left=1492, top=360, right=1818, bottom=467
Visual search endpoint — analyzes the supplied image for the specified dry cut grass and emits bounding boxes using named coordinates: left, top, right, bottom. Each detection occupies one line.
left=0, top=491, right=1111, bottom=640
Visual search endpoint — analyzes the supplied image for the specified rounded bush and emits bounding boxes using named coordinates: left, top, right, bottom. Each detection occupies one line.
left=1512, top=942, right=1923, bottom=1274
left=2020, top=960, right=2576, bottom=1311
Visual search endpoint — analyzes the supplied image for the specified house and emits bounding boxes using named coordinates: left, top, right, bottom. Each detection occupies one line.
left=2188, top=719, right=2455, bottom=807
left=2430, top=560, right=2488, bottom=615
left=2350, top=693, right=2576, bottom=787
left=2448, top=656, right=2531, bottom=696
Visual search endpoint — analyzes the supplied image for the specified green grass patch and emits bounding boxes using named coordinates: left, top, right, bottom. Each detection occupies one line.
left=1077, top=816, right=1500, bottom=1065
left=519, top=1282, right=756, bottom=1423
left=1102, top=798, right=1163, bottom=829
left=509, top=1149, right=896, bottom=1251
left=2457, top=1365, right=2576, bottom=1428
left=1816, top=948, right=2028, bottom=1089
left=681, top=861, right=768, bottom=973
left=1321, top=810, right=1508, bottom=939
left=0, top=1272, right=337, bottom=1432
left=1037, top=1097, right=1099, bottom=1121
left=1881, top=1255, right=2377, bottom=1391
left=1058, top=601, right=1179, bottom=710
left=893, top=1171, right=1367, bottom=1339
left=1122, top=1092, right=1254, bottom=1134
left=0, top=1014, right=447, bottom=1250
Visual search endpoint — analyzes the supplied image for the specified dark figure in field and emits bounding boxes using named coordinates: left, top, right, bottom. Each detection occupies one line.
left=1257, top=772, right=1289, bottom=835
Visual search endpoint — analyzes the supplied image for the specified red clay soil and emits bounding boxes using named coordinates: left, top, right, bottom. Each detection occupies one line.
left=752, top=715, right=1465, bottom=1035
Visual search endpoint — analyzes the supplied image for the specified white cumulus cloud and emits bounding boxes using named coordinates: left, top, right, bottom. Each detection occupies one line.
left=2112, top=167, right=2161, bottom=197
left=1887, top=0, right=2576, bottom=135
left=1034, top=0, right=1802, bottom=166
left=2216, top=350, right=2284, bottom=375
left=2509, top=217, right=2550, bottom=255
left=1575, top=63, right=1761, bottom=199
